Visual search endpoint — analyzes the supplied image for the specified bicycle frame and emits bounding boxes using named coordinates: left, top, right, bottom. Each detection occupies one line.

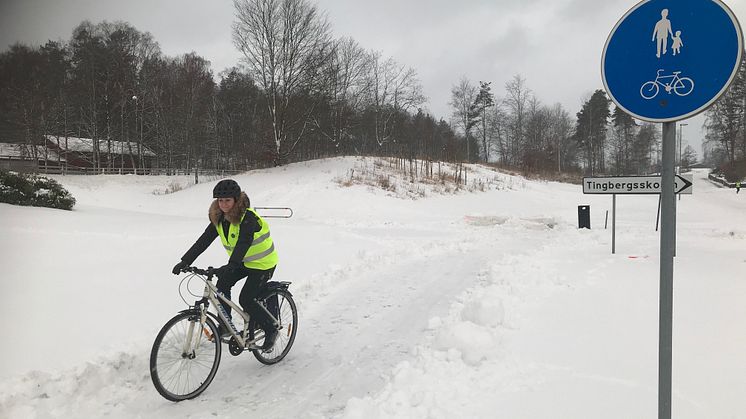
left=193, top=277, right=279, bottom=350
left=655, top=69, right=693, bottom=92
left=654, top=72, right=679, bottom=88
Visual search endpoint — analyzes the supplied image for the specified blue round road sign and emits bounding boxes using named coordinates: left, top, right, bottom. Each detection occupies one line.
left=602, top=0, right=743, bottom=122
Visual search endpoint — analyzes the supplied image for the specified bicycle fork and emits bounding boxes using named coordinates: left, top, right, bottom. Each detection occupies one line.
left=182, top=315, right=199, bottom=358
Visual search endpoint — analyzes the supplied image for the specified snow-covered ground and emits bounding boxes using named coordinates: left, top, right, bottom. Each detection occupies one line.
left=0, top=157, right=744, bottom=418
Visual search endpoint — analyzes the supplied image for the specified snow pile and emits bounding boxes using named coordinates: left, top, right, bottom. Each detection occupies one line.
left=342, top=223, right=584, bottom=418
left=0, top=351, right=156, bottom=419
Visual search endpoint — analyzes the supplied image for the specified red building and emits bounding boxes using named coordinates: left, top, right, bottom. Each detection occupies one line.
left=0, top=142, right=66, bottom=172
left=44, top=135, right=157, bottom=169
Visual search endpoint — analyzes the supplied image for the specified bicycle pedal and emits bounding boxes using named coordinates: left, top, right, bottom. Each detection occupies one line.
left=220, top=333, right=236, bottom=343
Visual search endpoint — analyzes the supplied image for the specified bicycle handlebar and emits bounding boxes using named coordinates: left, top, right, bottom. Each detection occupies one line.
left=180, top=266, right=216, bottom=277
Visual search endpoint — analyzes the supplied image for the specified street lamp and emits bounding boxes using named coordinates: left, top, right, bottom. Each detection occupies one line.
left=132, top=95, right=139, bottom=173
left=120, top=91, right=138, bottom=171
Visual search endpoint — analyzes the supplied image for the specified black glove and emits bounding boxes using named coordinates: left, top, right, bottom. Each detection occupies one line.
left=172, top=261, right=187, bottom=275
left=215, top=263, right=239, bottom=278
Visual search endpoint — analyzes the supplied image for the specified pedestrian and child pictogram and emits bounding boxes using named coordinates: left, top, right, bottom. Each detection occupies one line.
left=652, top=9, right=675, bottom=58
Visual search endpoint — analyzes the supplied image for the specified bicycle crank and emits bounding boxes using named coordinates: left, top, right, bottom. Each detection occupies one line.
left=228, top=338, right=245, bottom=356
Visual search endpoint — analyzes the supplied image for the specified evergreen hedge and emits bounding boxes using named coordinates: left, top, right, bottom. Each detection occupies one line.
left=0, top=170, right=76, bottom=210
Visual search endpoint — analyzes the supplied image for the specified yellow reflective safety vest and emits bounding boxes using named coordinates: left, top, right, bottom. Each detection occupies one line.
left=216, top=208, right=278, bottom=270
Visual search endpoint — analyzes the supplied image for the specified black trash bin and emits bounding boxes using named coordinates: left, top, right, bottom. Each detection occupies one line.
left=578, top=205, right=590, bottom=229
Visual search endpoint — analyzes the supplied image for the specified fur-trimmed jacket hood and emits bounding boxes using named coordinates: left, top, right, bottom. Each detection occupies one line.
left=209, top=192, right=250, bottom=225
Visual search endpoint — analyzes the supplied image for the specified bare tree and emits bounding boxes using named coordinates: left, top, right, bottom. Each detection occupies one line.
left=449, top=76, right=477, bottom=162
left=364, top=51, right=425, bottom=148
left=547, top=103, right=573, bottom=173
left=524, top=96, right=547, bottom=170
left=314, top=37, right=370, bottom=152
left=233, top=0, right=333, bottom=164
left=503, top=75, right=531, bottom=167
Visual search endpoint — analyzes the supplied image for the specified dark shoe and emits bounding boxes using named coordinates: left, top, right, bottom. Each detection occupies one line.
left=261, top=328, right=278, bottom=350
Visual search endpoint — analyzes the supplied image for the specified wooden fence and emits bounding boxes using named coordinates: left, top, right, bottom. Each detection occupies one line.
left=21, top=165, right=249, bottom=185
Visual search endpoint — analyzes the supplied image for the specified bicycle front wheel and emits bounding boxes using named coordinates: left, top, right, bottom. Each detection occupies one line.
left=150, top=311, right=222, bottom=401
left=251, top=290, right=298, bottom=365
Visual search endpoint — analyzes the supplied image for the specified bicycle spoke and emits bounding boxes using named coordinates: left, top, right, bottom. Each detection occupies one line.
left=163, top=361, right=186, bottom=392
left=251, top=290, right=297, bottom=364
left=151, top=312, right=221, bottom=401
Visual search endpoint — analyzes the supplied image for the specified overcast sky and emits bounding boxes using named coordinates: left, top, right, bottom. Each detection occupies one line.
left=2, top=0, right=745, bottom=155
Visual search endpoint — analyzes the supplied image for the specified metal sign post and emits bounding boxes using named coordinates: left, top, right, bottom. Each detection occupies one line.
left=612, top=194, right=616, bottom=254
left=659, top=122, right=676, bottom=417
left=602, top=1, right=742, bottom=417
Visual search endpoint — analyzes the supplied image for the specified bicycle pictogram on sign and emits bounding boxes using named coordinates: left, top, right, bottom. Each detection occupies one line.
left=639, top=69, right=694, bottom=99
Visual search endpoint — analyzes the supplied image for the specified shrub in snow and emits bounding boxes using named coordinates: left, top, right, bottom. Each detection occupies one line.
left=0, top=170, right=76, bottom=210
left=152, top=180, right=185, bottom=195
left=0, top=169, right=33, bottom=204
left=30, top=175, right=76, bottom=210
left=335, top=157, right=510, bottom=199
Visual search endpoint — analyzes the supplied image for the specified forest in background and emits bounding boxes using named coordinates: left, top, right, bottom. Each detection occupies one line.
left=1, top=0, right=744, bottom=179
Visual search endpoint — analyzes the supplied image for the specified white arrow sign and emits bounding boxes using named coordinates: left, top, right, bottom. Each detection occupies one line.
left=582, top=174, right=693, bottom=194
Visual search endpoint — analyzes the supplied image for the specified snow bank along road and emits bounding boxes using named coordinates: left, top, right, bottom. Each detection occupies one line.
left=0, top=160, right=744, bottom=418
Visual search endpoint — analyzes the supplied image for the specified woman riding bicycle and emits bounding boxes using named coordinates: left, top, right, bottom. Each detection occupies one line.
left=172, top=179, right=280, bottom=350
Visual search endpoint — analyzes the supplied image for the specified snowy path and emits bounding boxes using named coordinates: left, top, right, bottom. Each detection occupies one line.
left=207, top=238, right=492, bottom=418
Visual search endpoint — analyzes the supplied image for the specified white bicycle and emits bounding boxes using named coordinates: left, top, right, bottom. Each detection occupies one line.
left=149, top=266, right=298, bottom=401
left=640, top=69, right=694, bottom=99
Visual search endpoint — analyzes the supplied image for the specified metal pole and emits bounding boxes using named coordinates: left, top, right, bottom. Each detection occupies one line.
left=678, top=123, right=687, bottom=201
left=254, top=207, right=294, bottom=218
left=605, top=210, right=609, bottom=229
left=656, top=194, right=661, bottom=232
left=612, top=194, right=616, bottom=254
left=677, top=124, right=681, bottom=174
left=659, top=121, right=676, bottom=419
left=673, top=189, right=677, bottom=258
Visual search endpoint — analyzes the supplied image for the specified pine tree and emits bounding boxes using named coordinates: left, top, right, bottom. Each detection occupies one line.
left=610, top=106, right=637, bottom=174
left=470, top=81, right=495, bottom=162
left=573, top=90, right=610, bottom=174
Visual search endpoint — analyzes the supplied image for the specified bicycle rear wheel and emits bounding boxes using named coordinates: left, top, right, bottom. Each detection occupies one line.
left=150, top=311, right=221, bottom=401
left=674, top=77, right=694, bottom=96
left=251, top=290, right=298, bottom=365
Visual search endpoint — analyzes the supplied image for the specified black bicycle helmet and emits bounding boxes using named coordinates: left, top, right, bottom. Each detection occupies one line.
left=213, top=179, right=241, bottom=198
